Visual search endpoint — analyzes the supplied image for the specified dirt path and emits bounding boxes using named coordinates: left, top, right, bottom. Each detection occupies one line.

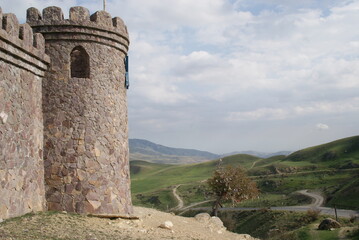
left=171, top=185, right=184, bottom=210
left=178, top=200, right=213, bottom=215
left=271, top=190, right=358, bottom=218
left=249, top=160, right=258, bottom=169
left=191, top=189, right=359, bottom=218
left=297, top=190, right=324, bottom=207
left=171, top=184, right=213, bottom=214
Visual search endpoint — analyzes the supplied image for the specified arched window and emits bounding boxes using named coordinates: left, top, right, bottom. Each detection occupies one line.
left=70, top=46, right=90, bottom=78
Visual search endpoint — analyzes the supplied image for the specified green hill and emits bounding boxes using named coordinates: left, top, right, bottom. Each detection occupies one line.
left=130, top=136, right=359, bottom=211
left=284, top=135, right=359, bottom=166
left=131, top=154, right=259, bottom=194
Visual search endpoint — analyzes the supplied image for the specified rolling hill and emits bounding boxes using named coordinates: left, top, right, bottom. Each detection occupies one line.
left=285, top=135, right=359, bottom=165
left=130, top=135, right=359, bottom=211
left=129, top=139, right=220, bottom=164
left=129, top=138, right=290, bottom=164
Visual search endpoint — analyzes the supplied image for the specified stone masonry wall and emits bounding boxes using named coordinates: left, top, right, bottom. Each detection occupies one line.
left=0, top=8, right=49, bottom=220
left=27, top=6, right=132, bottom=215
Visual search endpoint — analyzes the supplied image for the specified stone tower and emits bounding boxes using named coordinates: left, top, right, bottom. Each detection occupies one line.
left=26, top=6, right=132, bottom=215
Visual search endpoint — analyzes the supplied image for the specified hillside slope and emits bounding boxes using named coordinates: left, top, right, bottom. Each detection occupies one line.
left=131, top=154, right=260, bottom=193
left=130, top=136, right=359, bottom=211
left=129, top=139, right=220, bottom=164
left=284, top=135, right=359, bottom=166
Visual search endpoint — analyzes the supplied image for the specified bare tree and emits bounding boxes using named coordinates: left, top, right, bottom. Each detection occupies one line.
left=207, top=164, right=259, bottom=216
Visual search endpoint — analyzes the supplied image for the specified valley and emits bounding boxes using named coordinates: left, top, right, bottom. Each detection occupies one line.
left=130, top=136, right=359, bottom=239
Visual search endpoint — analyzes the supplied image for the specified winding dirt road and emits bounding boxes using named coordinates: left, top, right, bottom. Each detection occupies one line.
left=249, top=160, right=259, bottom=169
left=190, top=190, right=359, bottom=218
left=297, top=190, right=324, bottom=207
left=171, top=185, right=184, bottom=210
left=171, top=185, right=213, bottom=214
left=270, top=190, right=358, bottom=218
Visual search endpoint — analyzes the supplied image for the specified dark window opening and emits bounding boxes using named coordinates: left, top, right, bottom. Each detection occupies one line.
left=71, top=46, right=90, bottom=78
left=124, top=55, right=129, bottom=89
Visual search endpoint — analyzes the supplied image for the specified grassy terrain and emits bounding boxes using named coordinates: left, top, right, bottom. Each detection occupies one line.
left=132, top=187, right=177, bottom=211
left=130, top=136, right=359, bottom=210
left=285, top=136, right=359, bottom=165
left=183, top=209, right=359, bottom=240
left=326, top=178, right=359, bottom=210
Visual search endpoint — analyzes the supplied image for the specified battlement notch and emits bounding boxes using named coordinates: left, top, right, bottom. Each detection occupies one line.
left=27, top=6, right=129, bottom=54
left=0, top=8, right=49, bottom=77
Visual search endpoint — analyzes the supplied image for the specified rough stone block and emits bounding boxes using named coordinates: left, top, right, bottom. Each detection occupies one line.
left=70, top=6, right=90, bottom=22
left=0, top=111, right=8, bottom=124
left=26, top=7, right=41, bottom=23
left=19, top=24, right=33, bottom=47
left=195, top=213, right=211, bottom=223
left=90, top=11, right=112, bottom=28
left=2, top=13, right=19, bottom=37
left=43, top=6, right=64, bottom=21
left=112, top=17, right=128, bottom=33
left=112, top=17, right=124, bottom=28
left=33, top=33, right=45, bottom=52
left=0, top=8, right=3, bottom=26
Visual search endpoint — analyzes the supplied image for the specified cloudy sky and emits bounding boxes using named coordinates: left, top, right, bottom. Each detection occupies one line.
left=3, top=0, right=359, bottom=154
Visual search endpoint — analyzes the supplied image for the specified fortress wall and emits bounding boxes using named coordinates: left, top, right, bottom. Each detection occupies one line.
left=27, top=6, right=132, bottom=215
left=0, top=8, right=49, bottom=220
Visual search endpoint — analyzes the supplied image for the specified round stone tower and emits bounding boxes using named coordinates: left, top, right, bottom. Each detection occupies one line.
left=26, top=6, right=132, bottom=215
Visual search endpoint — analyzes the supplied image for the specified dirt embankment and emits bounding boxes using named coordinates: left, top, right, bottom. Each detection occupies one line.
left=0, top=207, right=258, bottom=240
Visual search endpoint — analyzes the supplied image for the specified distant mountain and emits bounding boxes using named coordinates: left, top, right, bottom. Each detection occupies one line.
left=222, top=151, right=291, bottom=159
left=129, top=139, right=220, bottom=164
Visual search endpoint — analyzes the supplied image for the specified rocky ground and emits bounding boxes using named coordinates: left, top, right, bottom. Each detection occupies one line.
left=0, top=206, right=258, bottom=240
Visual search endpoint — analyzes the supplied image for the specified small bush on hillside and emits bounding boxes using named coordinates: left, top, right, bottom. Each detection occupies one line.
left=301, top=209, right=321, bottom=223
left=207, top=163, right=259, bottom=216
left=350, top=214, right=358, bottom=223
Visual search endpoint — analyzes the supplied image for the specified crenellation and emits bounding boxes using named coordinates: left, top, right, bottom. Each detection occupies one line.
left=26, top=7, right=42, bottom=23
left=28, top=7, right=129, bottom=54
left=19, top=24, right=33, bottom=47
left=27, top=6, right=129, bottom=48
left=70, top=6, right=90, bottom=22
left=90, top=10, right=112, bottom=28
left=3, top=13, right=19, bottom=37
left=43, top=6, right=64, bottom=22
left=112, top=17, right=128, bottom=34
left=0, top=10, right=49, bottom=73
left=33, top=33, right=45, bottom=52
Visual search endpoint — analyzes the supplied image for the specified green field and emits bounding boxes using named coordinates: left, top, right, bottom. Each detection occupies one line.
left=131, top=136, right=359, bottom=211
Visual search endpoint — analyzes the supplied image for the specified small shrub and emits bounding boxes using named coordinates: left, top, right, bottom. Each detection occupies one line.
left=350, top=214, right=358, bottom=223
left=259, top=208, right=269, bottom=213
left=302, top=208, right=321, bottom=223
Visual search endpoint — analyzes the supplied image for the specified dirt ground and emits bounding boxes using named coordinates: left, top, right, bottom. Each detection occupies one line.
left=0, top=206, right=258, bottom=240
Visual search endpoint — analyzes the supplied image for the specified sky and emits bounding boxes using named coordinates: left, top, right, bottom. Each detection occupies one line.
left=2, top=0, right=359, bottom=154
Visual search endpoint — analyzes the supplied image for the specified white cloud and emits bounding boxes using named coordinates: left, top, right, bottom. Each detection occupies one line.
left=4, top=0, right=359, bottom=152
left=316, top=123, right=329, bottom=130
left=227, top=98, right=359, bottom=122
left=227, top=108, right=288, bottom=121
